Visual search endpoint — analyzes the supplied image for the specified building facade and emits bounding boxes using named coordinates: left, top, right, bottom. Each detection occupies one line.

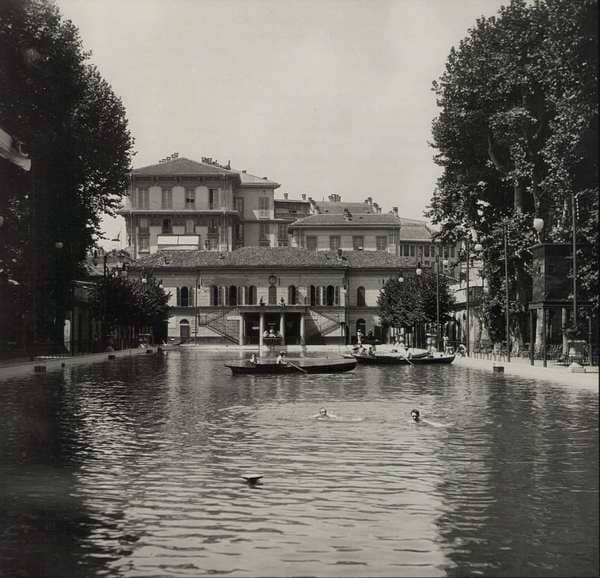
left=129, top=247, right=421, bottom=345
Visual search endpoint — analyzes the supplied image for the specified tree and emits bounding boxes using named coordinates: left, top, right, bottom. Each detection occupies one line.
left=377, top=273, right=453, bottom=338
left=92, top=275, right=171, bottom=343
left=0, top=0, right=134, bottom=351
left=427, top=0, right=598, bottom=344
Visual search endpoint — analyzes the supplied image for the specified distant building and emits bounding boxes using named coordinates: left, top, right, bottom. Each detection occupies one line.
left=119, top=154, right=461, bottom=345
left=118, top=156, right=281, bottom=258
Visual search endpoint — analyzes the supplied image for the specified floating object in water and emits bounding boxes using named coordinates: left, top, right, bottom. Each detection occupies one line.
left=241, top=474, right=263, bottom=486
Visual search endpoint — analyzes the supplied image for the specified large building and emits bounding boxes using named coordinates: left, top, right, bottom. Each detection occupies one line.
left=129, top=247, right=422, bottom=344
left=121, top=154, right=459, bottom=344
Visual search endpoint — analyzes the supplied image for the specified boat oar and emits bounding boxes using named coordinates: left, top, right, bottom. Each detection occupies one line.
left=285, top=359, right=308, bottom=373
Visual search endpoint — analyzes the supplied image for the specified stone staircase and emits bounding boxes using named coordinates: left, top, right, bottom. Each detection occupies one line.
left=199, top=307, right=239, bottom=344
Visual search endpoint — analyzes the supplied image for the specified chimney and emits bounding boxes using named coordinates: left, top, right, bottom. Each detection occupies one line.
left=283, top=192, right=288, bottom=200
left=392, top=206, right=399, bottom=217
left=373, top=202, right=379, bottom=213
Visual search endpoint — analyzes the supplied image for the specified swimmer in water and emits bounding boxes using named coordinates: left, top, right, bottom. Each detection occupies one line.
left=313, top=407, right=337, bottom=419
left=410, top=409, right=450, bottom=428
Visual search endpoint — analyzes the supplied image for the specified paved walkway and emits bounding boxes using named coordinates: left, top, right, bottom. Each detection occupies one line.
left=0, top=347, right=156, bottom=381
left=453, top=355, right=598, bottom=390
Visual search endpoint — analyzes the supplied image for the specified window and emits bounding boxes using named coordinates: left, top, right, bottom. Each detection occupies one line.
left=310, top=285, right=316, bottom=306
left=185, top=219, right=195, bottom=234
left=376, top=236, right=387, bottom=251
left=278, top=224, right=288, bottom=246
left=410, top=244, right=415, bottom=257
left=210, top=286, right=219, bottom=306
left=234, top=223, right=244, bottom=247
left=444, top=246, right=450, bottom=258
left=450, top=246, right=455, bottom=258
left=137, top=188, right=149, bottom=208
left=139, top=218, right=149, bottom=232
left=139, top=236, right=149, bottom=252
left=268, top=286, right=277, bottom=305
left=185, top=189, right=195, bottom=208
left=247, top=285, right=257, bottom=305
left=326, top=285, right=335, bottom=306
left=259, top=197, right=270, bottom=218
left=259, top=223, right=270, bottom=247
left=234, top=196, right=244, bottom=215
left=209, top=189, right=217, bottom=209
left=179, top=287, right=189, bottom=307
left=335, top=286, right=340, bottom=305
left=306, top=236, right=317, bottom=251
left=357, top=286, right=366, bottom=306
left=403, top=244, right=410, bottom=257
left=205, top=238, right=218, bottom=250
left=424, top=244, right=430, bottom=258
left=161, top=188, right=172, bottom=209
left=228, top=286, right=237, bottom=306
left=162, top=218, right=172, bottom=234
left=330, top=236, right=341, bottom=250
left=353, top=236, right=364, bottom=250
left=288, top=285, right=297, bottom=305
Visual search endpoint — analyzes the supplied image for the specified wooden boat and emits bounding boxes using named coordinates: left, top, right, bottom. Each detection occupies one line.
left=352, top=352, right=455, bottom=365
left=225, top=357, right=357, bottom=375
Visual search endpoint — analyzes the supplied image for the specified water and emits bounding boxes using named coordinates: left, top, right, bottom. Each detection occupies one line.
left=0, top=351, right=597, bottom=577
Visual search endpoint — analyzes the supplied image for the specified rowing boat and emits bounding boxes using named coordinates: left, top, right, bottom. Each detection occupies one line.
left=352, top=352, right=455, bottom=365
left=225, top=357, right=357, bottom=375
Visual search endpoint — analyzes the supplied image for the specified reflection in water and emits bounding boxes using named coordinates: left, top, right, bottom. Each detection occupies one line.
left=0, top=352, right=597, bottom=577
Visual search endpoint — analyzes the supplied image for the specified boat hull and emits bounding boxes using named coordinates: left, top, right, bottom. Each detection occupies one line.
left=225, top=358, right=357, bottom=375
left=353, top=353, right=455, bottom=365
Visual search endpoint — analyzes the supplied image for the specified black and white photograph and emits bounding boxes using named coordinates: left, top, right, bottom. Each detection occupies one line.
left=0, top=0, right=598, bottom=576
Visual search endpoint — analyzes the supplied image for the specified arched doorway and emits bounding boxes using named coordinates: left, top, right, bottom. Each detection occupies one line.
left=288, top=285, right=297, bottom=305
left=326, top=285, right=335, bottom=306
left=180, top=319, right=191, bottom=341
left=356, top=318, right=366, bottom=340
left=268, top=285, right=277, bottom=305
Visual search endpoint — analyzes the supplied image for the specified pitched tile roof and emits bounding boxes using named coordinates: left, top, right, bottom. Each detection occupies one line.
left=314, top=201, right=374, bottom=214
left=399, top=218, right=434, bottom=241
left=238, top=171, right=280, bottom=187
left=132, top=157, right=237, bottom=176
left=289, top=213, right=402, bottom=228
left=131, top=157, right=280, bottom=187
left=130, top=247, right=409, bottom=270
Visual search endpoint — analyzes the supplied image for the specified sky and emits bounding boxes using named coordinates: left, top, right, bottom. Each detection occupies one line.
left=54, top=0, right=508, bottom=248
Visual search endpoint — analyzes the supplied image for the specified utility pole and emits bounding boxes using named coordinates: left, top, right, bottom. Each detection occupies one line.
left=436, top=255, right=440, bottom=352
left=572, top=193, right=577, bottom=334
left=466, top=239, right=470, bottom=356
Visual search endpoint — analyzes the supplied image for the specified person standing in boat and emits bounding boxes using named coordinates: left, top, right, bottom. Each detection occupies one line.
left=276, top=351, right=286, bottom=364
left=249, top=353, right=258, bottom=365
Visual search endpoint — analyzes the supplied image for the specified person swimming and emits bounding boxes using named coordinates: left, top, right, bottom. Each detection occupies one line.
left=411, top=409, right=420, bottom=422
left=313, top=407, right=337, bottom=419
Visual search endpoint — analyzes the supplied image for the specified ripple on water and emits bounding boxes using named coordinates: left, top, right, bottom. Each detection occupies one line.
left=0, top=352, right=597, bottom=577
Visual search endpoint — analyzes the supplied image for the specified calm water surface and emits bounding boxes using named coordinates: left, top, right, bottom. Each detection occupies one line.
left=0, top=351, right=597, bottom=577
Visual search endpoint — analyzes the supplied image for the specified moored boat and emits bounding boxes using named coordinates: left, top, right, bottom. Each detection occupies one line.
left=225, top=357, right=357, bottom=375
left=352, top=352, right=455, bottom=365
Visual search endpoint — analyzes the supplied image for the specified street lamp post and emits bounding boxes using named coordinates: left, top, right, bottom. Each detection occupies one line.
left=416, top=263, right=422, bottom=348
left=503, top=221, right=511, bottom=363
